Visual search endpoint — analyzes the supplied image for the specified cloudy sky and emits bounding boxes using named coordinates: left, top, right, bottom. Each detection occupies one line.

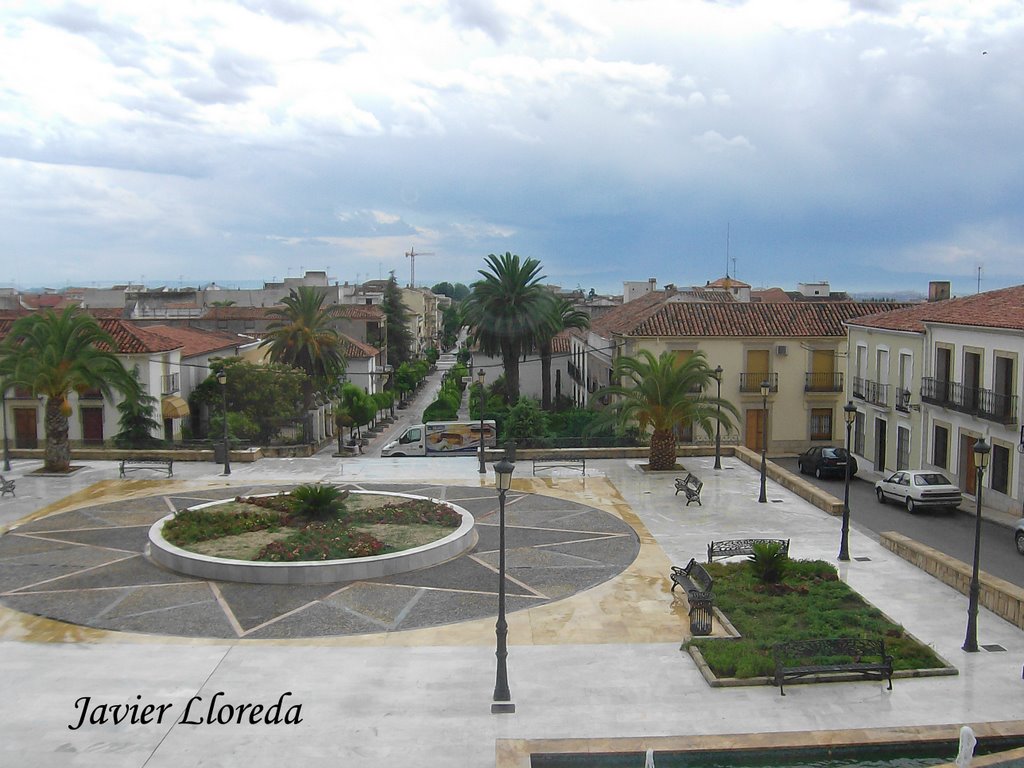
left=1, top=1, right=1022, bottom=296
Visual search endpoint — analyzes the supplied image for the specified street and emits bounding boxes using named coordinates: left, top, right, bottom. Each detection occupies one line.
left=774, top=456, right=1024, bottom=589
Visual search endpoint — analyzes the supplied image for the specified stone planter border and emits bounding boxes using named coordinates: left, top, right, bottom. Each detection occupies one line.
left=147, top=491, right=477, bottom=585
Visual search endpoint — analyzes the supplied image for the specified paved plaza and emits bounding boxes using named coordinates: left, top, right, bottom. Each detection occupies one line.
left=1, top=452, right=1023, bottom=767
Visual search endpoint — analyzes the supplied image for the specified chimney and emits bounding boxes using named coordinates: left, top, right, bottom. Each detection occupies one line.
left=928, top=281, right=951, bottom=302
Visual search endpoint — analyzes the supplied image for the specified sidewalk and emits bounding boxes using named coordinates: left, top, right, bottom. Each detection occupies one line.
left=1, top=454, right=1023, bottom=767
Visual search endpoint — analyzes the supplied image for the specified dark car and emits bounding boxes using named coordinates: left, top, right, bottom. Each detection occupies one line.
left=797, top=446, right=858, bottom=479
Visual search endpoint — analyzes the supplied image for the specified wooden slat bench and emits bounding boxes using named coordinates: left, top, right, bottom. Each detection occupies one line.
left=707, top=538, right=789, bottom=563
left=119, top=459, right=174, bottom=478
left=669, top=557, right=714, bottom=636
left=772, top=637, right=894, bottom=695
left=674, top=473, right=703, bottom=506
left=532, top=456, right=585, bottom=475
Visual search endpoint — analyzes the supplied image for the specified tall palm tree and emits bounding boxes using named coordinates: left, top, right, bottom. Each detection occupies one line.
left=537, top=297, right=590, bottom=411
left=260, top=287, right=346, bottom=409
left=462, top=252, right=548, bottom=403
left=0, top=307, right=139, bottom=473
left=592, top=349, right=739, bottom=471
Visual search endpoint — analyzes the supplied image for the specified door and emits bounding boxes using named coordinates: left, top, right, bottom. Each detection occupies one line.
left=936, top=347, right=952, bottom=400
left=14, top=408, right=37, bottom=449
left=745, top=408, right=766, bottom=451
left=745, top=349, right=769, bottom=390
left=875, top=418, right=887, bottom=471
left=960, top=434, right=978, bottom=494
left=82, top=408, right=104, bottom=445
left=811, top=350, right=834, bottom=391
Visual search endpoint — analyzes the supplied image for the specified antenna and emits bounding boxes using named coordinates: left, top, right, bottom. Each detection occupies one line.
left=726, top=223, right=730, bottom=278
left=405, top=246, right=435, bottom=288
left=977, top=265, right=982, bottom=294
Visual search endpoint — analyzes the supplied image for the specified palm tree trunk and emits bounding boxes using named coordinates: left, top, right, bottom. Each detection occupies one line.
left=540, top=341, right=552, bottom=411
left=501, top=341, right=520, bottom=404
left=44, top=396, right=71, bottom=473
left=649, top=428, right=677, bottom=471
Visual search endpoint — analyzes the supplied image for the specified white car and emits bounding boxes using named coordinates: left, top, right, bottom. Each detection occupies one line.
left=874, top=470, right=963, bottom=513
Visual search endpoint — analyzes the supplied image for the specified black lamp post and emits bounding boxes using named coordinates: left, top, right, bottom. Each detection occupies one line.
left=713, top=365, right=723, bottom=470
left=758, top=380, right=770, bottom=503
left=216, top=370, right=231, bottom=476
left=1, top=384, right=10, bottom=472
left=963, top=438, right=990, bottom=653
left=838, top=401, right=857, bottom=561
left=492, top=453, right=516, bottom=714
left=478, top=368, right=487, bottom=474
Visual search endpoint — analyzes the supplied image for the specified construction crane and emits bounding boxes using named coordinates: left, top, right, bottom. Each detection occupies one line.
left=405, top=246, right=434, bottom=288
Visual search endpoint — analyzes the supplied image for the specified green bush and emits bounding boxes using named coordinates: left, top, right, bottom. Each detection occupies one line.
left=504, top=396, right=548, bottom=440
left=748, top=541, right=788, bottom=583
left=162, top=507, right=285, bottom=546
left=290, top=484, right=349, bottom=521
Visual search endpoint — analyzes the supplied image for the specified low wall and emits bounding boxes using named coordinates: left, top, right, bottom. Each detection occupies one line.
left=731, top=445, right=844, bottom=516
left=882, top=531, right=1024, bottom=630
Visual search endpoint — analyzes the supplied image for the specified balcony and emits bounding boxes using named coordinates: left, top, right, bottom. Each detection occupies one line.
left=161, top=373, right=180, bottom=395
left=739, top=372, right=778, bottom=393
left=852, top=376, right=889, bottom=408
left=804, top=372, right=844, bottom=392
left=567, top=360, right=582, bottom=385
left=921, top=377, right=1018, bottom=424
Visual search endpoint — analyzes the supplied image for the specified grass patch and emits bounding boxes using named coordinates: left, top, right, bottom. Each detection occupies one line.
left=686, top=559, right=944, bottom=679
left=162, top=492, right=461, bottom=562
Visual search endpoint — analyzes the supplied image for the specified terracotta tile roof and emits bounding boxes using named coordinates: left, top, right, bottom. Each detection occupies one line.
left=97, top=320, right=183, bottom=354
left=550, top=331, right=572, bottom=354
left=750, top=288, right=793, bottom=303
left=590, top=291, right=674, bottom=336
left=340, top=334, right=379, bottom=359
left=335, top=304, right=385, bottom=321
left=614, top=300, right=913, bottom=338
left=203, top=303, right=384, bottom=321
left=848, top=284, right=1024, bottom=332
left=143, top=324, right=250, bottom=358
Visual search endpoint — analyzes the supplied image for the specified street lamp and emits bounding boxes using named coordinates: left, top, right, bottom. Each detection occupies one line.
left=478, top=368, right=487, bottom=474
left=713, top=365, right=723, bottom=470
left=838, top=401, right=858, bottom=561
left=963, top=438, right=991, bottom=653
left=492, top=453, right=516, bottom=714
left=216, top=370, right=231, bottom=476
left=758, top=380, right=770, bottom=503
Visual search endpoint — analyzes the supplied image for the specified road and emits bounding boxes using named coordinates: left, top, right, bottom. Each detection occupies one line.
left=774, top=456, right=1024, bottom=589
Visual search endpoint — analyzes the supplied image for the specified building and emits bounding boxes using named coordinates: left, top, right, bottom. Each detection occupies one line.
left=571, top=286, right=909, bottom=453
left=846, top=283, right=1023, bottom=515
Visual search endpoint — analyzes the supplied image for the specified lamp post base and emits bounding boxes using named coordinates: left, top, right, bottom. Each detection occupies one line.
left=490, top=702, right=516, bottom=714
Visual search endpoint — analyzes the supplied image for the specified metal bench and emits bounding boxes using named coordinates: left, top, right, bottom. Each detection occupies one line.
left=669, top=557, right=714, bottom=636
left=119, top=459, right=174, bottom=478
left=532, top=456, right=585, bottom=475
left=674, top=473, right=703, bottom=506
left=1, top=475, right=14, bottom=497
left=773, top=637, right=894, bottom=695
left=707, top=538, right=789, bottom=563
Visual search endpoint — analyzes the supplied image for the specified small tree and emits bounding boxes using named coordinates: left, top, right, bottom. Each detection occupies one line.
left=749, top=541, right=789, bottom=583
left=113, top=370, right=162, bottom=448
left=504, top=397, right=548, bottom=441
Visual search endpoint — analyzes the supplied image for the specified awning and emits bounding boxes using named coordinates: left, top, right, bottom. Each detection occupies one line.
left=161, top=396, right=190, bottom=420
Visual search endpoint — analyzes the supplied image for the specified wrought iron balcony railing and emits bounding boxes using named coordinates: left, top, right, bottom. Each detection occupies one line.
left=739, top=372, right=778, bottom=393
left=804, top=372, right=844, bottom=392
left=921, top=377, right=1018, bottom=424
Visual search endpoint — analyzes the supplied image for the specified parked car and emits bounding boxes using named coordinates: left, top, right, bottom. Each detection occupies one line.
left=1015, top=519, right=1024, bottom=555
left=797, top=446, right=858, bottom=479
left=874, top=470, right=963, bottom=513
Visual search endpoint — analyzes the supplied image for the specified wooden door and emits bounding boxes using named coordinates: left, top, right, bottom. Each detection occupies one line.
left=82, top=408, right=104, bottom=445
left=745, top=408, right=766, bottom=451
left=960, top=434, right=977, bottom=495
left=14, top=408, right=38, bottom=449
left=811, top=350, right=834, bottom=391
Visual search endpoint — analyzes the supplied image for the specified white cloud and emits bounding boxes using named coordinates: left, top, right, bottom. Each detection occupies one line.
left=691, top=130, right=755, bottom=154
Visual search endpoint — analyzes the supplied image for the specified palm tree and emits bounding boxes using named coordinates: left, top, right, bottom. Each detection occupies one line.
left=592, top=349, right=739, bottom=471
left=260, top=287, right=346, bottom=409
left=537, top=297, right=590, bottom=411
left=462, top=252, right=548, bottom=403
left=0, top=307, right=139, bottom=472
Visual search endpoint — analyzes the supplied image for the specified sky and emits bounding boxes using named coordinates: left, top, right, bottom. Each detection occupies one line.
left=1, top=1, right=1023, bottom=297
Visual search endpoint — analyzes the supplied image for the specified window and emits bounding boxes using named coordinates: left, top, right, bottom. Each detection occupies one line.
left=933, top=424, right=949, bottom=469
left=991, top=444, right=1010, bottom=495
left=854, top=412, right=865, bottom=455
left=810, top=408, right=833, bottom=440
left=896, top=426, right=910, bottom=471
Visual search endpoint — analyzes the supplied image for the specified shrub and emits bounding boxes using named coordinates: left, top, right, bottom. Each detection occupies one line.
left=748, top=540, right=789, bottom=583
left=162, top=507, right=285, bottom=546
left=290, top=484, right=349, bottom=521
